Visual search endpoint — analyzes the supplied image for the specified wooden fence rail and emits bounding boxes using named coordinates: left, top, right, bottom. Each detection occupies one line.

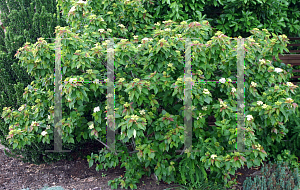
left=272, top=37, right=300, bottom=84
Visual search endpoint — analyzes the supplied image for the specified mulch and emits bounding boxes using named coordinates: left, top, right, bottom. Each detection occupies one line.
left=0, top=138, right=288, bottom=190
left=0, top=140, right=186, bottom=190
left=0, top=115, right=298, bottom=190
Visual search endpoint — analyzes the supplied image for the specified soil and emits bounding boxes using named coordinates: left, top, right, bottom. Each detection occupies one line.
left=0, top=115, right=298, bottom=190
left=0, top=145, right=185, bottom=190
left=0, top=140, right=288, bottom=190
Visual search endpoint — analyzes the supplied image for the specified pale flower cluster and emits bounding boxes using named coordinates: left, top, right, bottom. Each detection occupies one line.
left=197, top=113, right=204, bottom=120
left=154, top=22, right=161, bottom=26
left=69, top=78, right=77, bottom=83
left=139, top=110, right=146, bottom=115
left=18, top=104, right=26, bottom=112
left=259, top=59, right=266, bottom=64
left=286, top=82, right=294, bottom=87
left=124, top=102, right=131, bottom=107
left=31, top=121, right=40, bottom=126
left=76, top=0, right=87, bottom=4
left=211, top=154, right=217, bottom=159
left=41, top=131, right=47, bottom=136
left=254, top=144, right=262, bottom=151
left=131, top=115, right=139, bottom=122
left=68, top=6, right=76, bottom=16
left=251, top=82, right=257, bottom=87
left=94, top=106, right=100, bottom=113
left=133, top=78, right=140, bottom=83
left=118, top=24, right=125, bottom=28
left=142, top=37, right=149, bottom=43
left=246, top=115, right=254, bottom=121
left=93, top=79, right=100, bottom=84
left=220, top=100, right=227, bottom=108
left=219, top=78, right=226, bottom=83
left=89, top=122, right=94, bottom=129
left=118, top=78, right=126, bottom=83
left=274, top=68, right=283, bottom=73
left=257, top=101, right=263, bottom=106
left=203, top=88, right=210, bottom=95
left=98, top=29, right=105, bottom=33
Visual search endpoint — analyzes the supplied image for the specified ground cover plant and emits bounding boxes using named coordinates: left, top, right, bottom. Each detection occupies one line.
left=1, top=0, right=300, bottom=189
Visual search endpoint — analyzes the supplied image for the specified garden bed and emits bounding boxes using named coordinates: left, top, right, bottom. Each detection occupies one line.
left=0, top=139, right=288, bottom=190
left=0, top=141, right=185, bottom=190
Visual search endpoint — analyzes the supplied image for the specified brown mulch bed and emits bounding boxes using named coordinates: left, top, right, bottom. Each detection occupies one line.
left=0, top=143, right=185, bottom=190
left=0, top=141, right=288, bottom=190
left=0, top=115, right=298, bottom=190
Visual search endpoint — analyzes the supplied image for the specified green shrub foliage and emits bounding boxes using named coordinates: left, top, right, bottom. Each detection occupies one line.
left=2, top=0, right=300, bottom=189
left=142, top=0, right=300, bottom=38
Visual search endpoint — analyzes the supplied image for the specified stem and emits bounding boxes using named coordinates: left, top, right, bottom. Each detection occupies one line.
left=94, top=138, right=118, bottom=156
left=171, top=149, right=185, bottom=162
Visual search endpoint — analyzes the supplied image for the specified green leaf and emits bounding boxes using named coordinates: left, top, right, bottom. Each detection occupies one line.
left=142, top=88, right=148, bottom=94
left=128, top=128, right=133, bottom=138
left=63, top=66, right=67, bottom=74
left=153, top=86, right=158, bottom=94
left=28, top=63, right=34, bottom=73
left=80, top=89, right=89, bottom=99
left=76, top=90, right=83, bottom=99
left=129, top=91, right=134, bottom=100
left=159, top=142, right=165, bottom=151
left=46, top=52, right=50, bottom=59
left=168, top=166, right=172, bottom=173
left=149, top=152, right=155, bottom=159
left=229, top=169, right=235, bottom=175
left=41, top=70, right=45, bottom=77
left=225, top=162, right=231, bottom=170
left=215, top=161, right=220, bottom=168
left=89, top=159, right=94, bottom=167
left=247, top=161, right=253, bottom=169
left=69, top=137, right=74, bottom=144
left=90, top=83, right=97, bottom=92
left=253, top=158, right=261, bottom=166
left=204, top=96, right=211, bottom=104
left=83, top=132, right=88, bottom=139
left=134, top=91, right=139, bottom=99
left=145, top=114, right=151, bottom=122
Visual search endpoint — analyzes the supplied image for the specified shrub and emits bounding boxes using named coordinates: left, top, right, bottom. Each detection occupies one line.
left=243, top=160, right=300, bottom=190
left=142, top=0, right=300, bottom=38
left=0, top=0, right=81, bottom=165
left=2, top=0, right=299, bottom=189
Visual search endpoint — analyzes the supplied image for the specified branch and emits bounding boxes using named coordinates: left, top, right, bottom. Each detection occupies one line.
left=171, top=147, right=185, bottom=162
left=94, top=138, right=118, bottom=156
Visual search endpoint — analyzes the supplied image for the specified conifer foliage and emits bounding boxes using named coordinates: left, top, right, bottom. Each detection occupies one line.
left=0, top=0, right=70, bottom=164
